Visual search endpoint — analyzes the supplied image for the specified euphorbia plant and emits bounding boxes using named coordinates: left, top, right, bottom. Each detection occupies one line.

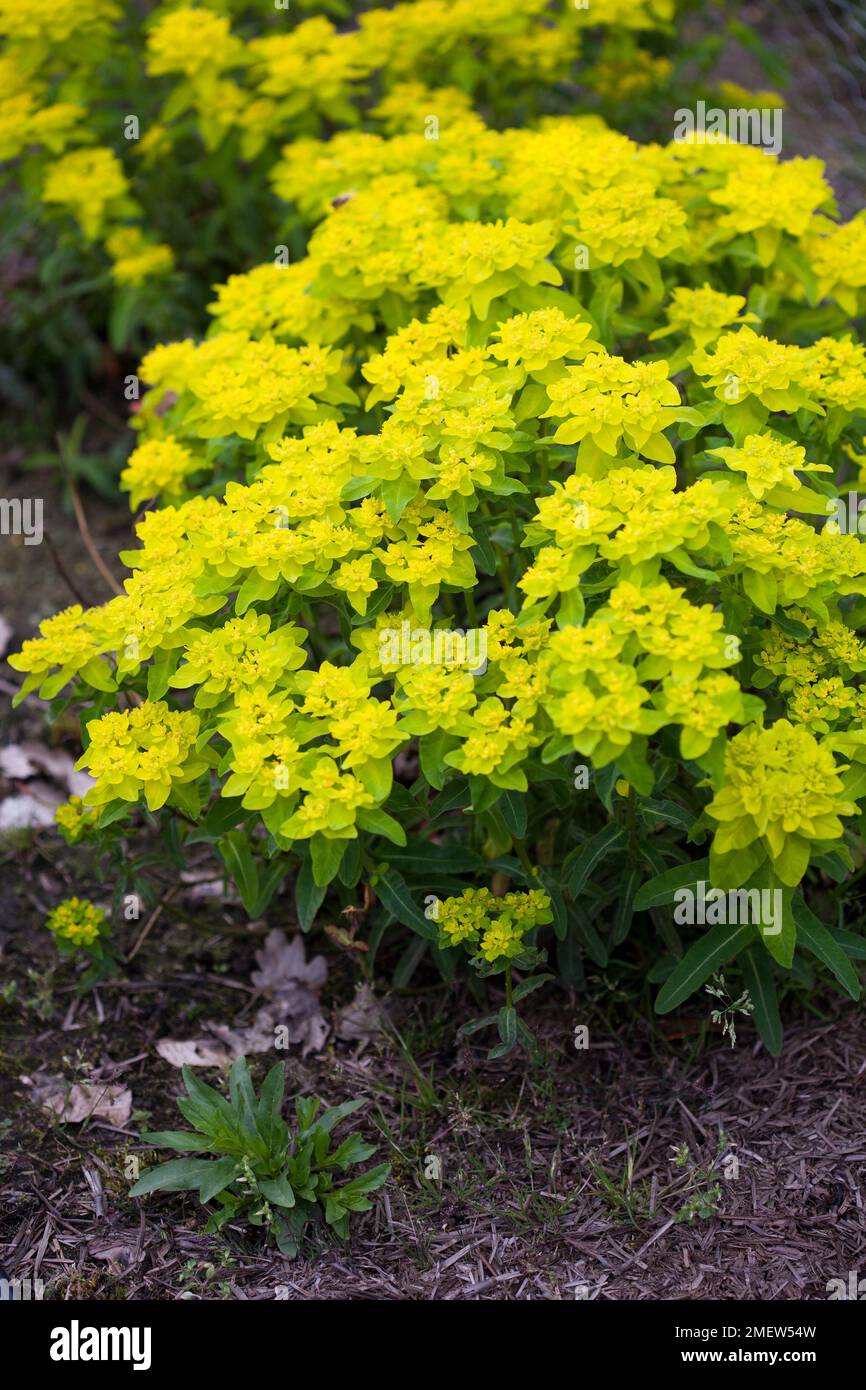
left=13, top=107, right=866, bottom=1053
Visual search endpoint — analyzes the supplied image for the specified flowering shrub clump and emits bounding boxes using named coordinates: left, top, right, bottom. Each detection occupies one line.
left=9, top=9, right=866, bottom=1051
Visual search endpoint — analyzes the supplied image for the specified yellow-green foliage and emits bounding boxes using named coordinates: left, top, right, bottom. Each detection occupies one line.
left=7, top=1, right=866, bottom=1046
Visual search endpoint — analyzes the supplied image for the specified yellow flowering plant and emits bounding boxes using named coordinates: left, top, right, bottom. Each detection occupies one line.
left=8, top=2, right=866, bottom=1053
left=436, top=887, right=554, bottom=1056
left=44, top=896, right=113, bottom=981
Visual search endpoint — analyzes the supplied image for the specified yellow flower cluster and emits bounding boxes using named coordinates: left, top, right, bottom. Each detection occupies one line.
left=76, top=702, right=208, bottom=811
left=41, top=147, right=133, bottom=241
left=45, top=896, right=107, bottom=948
left=437, top=887, right=552, bottom=964
left=706, top=721, right=857, bottom=888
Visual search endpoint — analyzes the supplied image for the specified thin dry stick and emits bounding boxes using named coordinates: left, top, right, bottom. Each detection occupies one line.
left=126, top=885, right=180, bottom=963
left=44, top=531, right=92, bottom=607
left=58, top=445, right=144, bottom=705
left=67, top=473, right=123, bottom=596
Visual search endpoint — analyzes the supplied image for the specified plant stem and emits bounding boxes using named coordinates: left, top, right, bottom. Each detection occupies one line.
left=515, top=838, right=534, bottom=878
left=626, top=783, right=637, bottom=853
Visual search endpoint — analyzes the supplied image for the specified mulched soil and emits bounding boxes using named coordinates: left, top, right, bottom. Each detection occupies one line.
left=2, top=881, right=863, bottom=1302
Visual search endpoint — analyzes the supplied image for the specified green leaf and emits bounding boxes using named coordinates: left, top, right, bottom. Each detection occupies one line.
left=457, top=1013, right=499, bottom=1037
left=742, top=568, right=777, bottom=615
left=655, top=922, right=754, bottom=1015
left=355, top=807, right=406, bottom=846
left=330, top=1134, right=376, bottom=1167
left=381, top=472, right=418, bottom=522
left=316, top=1098, right=366, bottom=1134
left=295, top=859, right=326, bottom=932
left=137, top=1130, right=203, bottom=1153
left=310, top=835, right=346, bottom=888
left=828, top=926, right=866, bottom=961
left=258, top=1173, right=296, bottom=1209
left=612, top=866, right=641, bottom=946
left=96, top=800, right=132, bottom=830
left=189, top=797, right=248, bottom=843
left=427, top=783, right=471, bottom=821
left=252, top=857, right=289, bottom=916
left=380, top=840, right=482, bottom=876
left=639, top=798, right=696, bottom=834
left=563, top=823, right=625, bottom=898
left=512, top=974, right=553, bottom=1003
left=741, top=947, right=782, bottom=1056
left=500, top=790, right=527, bottom=840
left=745, top=863, right=795, bottom=968
left=556, top=928, right=584, bottom=985
left=255, top=1062, right=288, bottom=1154
left=567, top=905, right=608, bottom=966
left=199, top=1158, right=241, bottom=1203
left=793, top=897, right=861, bottom=1001
left=375, top=870, right=438, bottom=940
left=633, top=858, right=710, bottom=911
left=539, top=873, right=568, bottom=941
left=130, top=1158, right=219, bottom=1198
left=840, top=762, right=866, bottom=803
left=218, top=830, right=259, bottom=917
left=498, top=1005, right=517, bottom=1047
left=419, top=729, right=458, bottom=790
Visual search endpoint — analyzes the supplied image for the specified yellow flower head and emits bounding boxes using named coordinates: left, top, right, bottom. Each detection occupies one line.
left=46, top=897, right=107, bottom=948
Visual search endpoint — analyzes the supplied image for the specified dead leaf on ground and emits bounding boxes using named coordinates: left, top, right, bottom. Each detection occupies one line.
left=179, top=868, right=241, bottom=904
left=251, top=929, right=327, bottom=997
left=155, top=930, right=330, bottom=1066
left=0, top=788, right=61, bottom=829
left=155, top=1038, right=233, bottom=1069
left=0, top=616, right=12, bottom=658
left=335, top=983, right=388, bottom=1045
left=24, top=1074, right=133, bottom=1126
left=0, top=741, right=93, bottom=797
left=88, top=1236, right=145, bottom=1273
left=209, top=930, right=329, bottom=1058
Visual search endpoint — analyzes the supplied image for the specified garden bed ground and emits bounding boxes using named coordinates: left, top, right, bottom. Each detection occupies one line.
left=1, top=910, right=863, bottom=1301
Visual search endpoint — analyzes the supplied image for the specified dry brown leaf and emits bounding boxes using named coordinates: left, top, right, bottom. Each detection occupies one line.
left=155, top=1038, right=232, bottom=1069
left=28, top=1075, right=132, bottom=1126
left=0, top=788, right=60, bottom=829
left=251, top=928, right=327, bottom=996
left=335, top=984, right=387, bottom=1044
left=0, top=741, right=93, bottom=797
left=154, top=930, right=330, bottom=1066
left=88, top=1237, right=144, bottom=1273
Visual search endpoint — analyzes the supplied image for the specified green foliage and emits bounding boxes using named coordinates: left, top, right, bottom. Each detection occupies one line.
left=130, top=1057, right=389, bottom=1256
